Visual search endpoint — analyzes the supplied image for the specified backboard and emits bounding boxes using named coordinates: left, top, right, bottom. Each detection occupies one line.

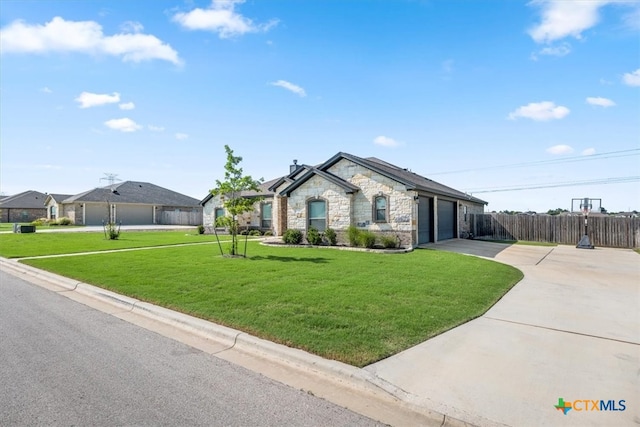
left=571, top=198, right=602, bottom=215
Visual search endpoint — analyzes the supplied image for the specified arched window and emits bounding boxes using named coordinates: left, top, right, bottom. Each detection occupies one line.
left=374, top=195, right=388, bottom=222
left=308, top=199, right=327, bottom=231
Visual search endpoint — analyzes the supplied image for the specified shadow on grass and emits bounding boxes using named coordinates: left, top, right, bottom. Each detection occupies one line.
left=249, top=255, right=329, bottom=264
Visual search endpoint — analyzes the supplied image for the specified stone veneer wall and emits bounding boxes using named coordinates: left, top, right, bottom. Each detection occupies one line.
left=286, top=159, right=416, bottom=247
left=202, top=194, right=273, bottom=234
left=458, top=202, right=485, bottom=237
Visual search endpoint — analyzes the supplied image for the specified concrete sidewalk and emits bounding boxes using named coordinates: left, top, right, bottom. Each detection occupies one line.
left=365, top=241, right=639, bottom=426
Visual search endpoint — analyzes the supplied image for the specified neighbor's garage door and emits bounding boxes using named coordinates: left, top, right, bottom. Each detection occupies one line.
left=116, top=204, right=153, bottom=225
left=437, top=200, right=456, bottom=241
left=85, top=203, right=108, bottom=225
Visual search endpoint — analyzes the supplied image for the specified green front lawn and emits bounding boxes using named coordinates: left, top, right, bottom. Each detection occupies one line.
left=21, top=242, right=523, bottom=367
left=0, top=231, right=234, bottom=258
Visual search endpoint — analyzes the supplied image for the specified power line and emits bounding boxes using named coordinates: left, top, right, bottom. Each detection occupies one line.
left=427, top=148, right=640, bottom=176
left=465, top=176, right=640, bottom=194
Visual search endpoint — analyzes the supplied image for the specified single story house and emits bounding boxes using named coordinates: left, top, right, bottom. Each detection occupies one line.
left=202, top=152, right=487, bottom=247
left=0, top=190, right=48, bottom=223
left=201, top=177, right=280, bottom=234
left=45, top=181, right=202, bottom=226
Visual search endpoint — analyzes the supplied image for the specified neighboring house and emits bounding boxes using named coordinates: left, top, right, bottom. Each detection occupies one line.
left=45, top=194, right=73, bottom=221
left=44, top=181, right=202, bottom=226
left=201, top=177, right=280, bottom=233
left=0, top=190, right=48, bottom=223
left=202, top=152, right=487, bottom=248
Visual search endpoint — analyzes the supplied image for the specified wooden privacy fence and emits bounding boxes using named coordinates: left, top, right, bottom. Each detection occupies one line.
left=159, top=210, right=202, bottom=226
left=470, top=213, right=640, bottom=248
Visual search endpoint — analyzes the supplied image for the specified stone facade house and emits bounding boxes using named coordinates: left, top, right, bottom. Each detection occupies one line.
left=0, top=190, right=48, bottom=223
left=45, top=181, right=202, bottom=226
left=201, top=178, right=279, bottom=234
left=202, top=152, right=486, bottom=248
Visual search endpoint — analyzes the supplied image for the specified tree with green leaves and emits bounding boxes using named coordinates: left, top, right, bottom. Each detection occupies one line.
left=210, top=145, right=263, bottom=257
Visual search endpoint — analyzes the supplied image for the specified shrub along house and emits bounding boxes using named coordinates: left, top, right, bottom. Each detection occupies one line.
left=202, top=152, right=486, bottom=248
left=45, top=181, right=202, bottom=226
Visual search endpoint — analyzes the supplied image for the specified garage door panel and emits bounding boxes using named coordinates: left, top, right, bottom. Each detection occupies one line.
left=116, top=205, right=153, bottom=225
left=85, top=204, right=108, bottom=226
left=437, top=200, right=455, bottom=241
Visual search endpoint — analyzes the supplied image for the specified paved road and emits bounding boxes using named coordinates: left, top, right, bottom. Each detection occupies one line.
left=0, top=271, right=382, bottom=427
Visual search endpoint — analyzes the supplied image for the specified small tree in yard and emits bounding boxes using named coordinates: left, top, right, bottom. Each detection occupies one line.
left=210, top=145, right=263, bottom=257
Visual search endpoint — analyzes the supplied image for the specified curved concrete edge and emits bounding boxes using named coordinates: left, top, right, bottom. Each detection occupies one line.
left=1, top=256, right=458, bottom=426
left=0, top=257, right=80, bottom=290
left=131, top=302, right=239, bottom=349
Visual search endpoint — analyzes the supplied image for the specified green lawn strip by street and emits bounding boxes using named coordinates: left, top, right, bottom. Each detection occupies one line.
left=22, top=242, right=523, bottom=367
left=0, top=223, right=82, bottom=232
left=0, top=231, right=258, bottom=258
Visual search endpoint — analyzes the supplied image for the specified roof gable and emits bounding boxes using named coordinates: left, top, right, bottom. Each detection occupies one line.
left=317, top=152, right=486, bottom=205
left=279, top=166, right=360, bottom=197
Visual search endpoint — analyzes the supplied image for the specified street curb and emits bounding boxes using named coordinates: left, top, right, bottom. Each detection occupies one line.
left=1, top=256, right=457, bottom=426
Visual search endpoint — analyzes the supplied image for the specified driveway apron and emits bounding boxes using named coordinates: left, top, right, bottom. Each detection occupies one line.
left=364, top=241, right=639, bottom=427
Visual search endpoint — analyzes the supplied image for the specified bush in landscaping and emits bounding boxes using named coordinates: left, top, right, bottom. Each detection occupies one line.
left=360, top=230, right=377, bottom=248
left=380, top=235, right=398, bottom=249
left=347, top=225, right=360, bottom=247
left=31, top=219, right=45, bottom=226
left=306, top=227, right=322, bottom=245
left=197, top=225, right=205, bottom=234
left=263, top=230, right=273, bottom=236
left=248, top=229, right=262, bottom=236
left=282, top=229, right=303, bottom=244
left=57, top=217, right=72, bottom=226
left=324, top=228, right=337, bottom=246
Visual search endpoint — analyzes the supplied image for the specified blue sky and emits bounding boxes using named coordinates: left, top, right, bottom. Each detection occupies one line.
left=1, top=0, right=638, bottom=212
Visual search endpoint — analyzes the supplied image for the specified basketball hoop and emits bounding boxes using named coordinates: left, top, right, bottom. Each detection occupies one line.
left=571, top=197, right=601, bottom=249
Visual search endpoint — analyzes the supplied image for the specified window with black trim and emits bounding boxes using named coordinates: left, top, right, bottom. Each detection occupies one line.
left=261, top=202, right=272, bottom=228
left=374, top=195, right=388, bottom=222
left=308, top=199, right=327, bottom=231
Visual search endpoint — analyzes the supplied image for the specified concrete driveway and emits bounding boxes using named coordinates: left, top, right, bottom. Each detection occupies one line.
left=365, top=240, right=639, bottom=427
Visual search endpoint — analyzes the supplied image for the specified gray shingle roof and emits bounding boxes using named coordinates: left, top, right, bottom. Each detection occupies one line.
left=200, top=177, right=280, bottom=205
left=277, top=152, right=487, bottom=205
left=0, top=190, right=48, bottom=208
left=63, top=181, right=200, bottom=206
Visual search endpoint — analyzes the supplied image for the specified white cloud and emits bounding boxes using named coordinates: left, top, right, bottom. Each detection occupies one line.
left=528, top=0, right=610, bottom=44
left=104, top=118, right=142, bottom=132
left=508, top=101, right=570, bottom=121
left=75, top=91, right=120, bottom=108
left=175, top=133, right=189, bottom=140
left=41, top=87, right=52, bottom=93
left=120, top=21, right=143, bottom=34
left=373, top=136, right=400, bottom=148
left=531, top=42, right=571, bottom=60
left=0, top=16, right=182, bottom=65
left=119, top=102, right=135, bottom=110
left=586, top=96, right=615, bottom=107
left=582, top=148, right=596, bottom=155
left=148, top=125, right=165, bottom=132
left=172, top=0, right=278, bottom=39
left=546, top=144, right=574, bottom=155
left=270, top=80, right=306, bottom=97
left=623, top=68, right=640, bottom=86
